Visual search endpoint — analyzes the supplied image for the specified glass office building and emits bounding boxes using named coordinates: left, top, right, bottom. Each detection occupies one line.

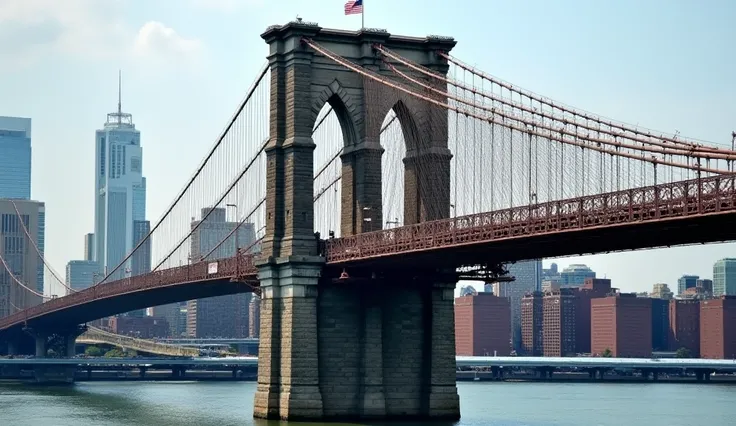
left=0, top=116, right=32, bottom=200
left=713, top=259, right=736, bottom=296
left=94, top=86, right=150, bottom=282
left=65, top=260, right=101, bottom=292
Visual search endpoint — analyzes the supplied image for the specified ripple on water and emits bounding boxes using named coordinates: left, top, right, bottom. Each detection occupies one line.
left=0, top=381, right=735, bottom=426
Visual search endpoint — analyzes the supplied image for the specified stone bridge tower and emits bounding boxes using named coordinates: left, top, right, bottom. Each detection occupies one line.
left=255, top=21, right=459, bottom=421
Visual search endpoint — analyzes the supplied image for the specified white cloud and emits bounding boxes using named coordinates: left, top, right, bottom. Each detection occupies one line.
left=0, top=0, right=204, bottom=69
left=133, top=21, right=203, bottom=60
left=0, top=0, right=126, bottom=60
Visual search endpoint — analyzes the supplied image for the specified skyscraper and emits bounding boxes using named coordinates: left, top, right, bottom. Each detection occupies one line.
left=0, top=200, right=45, bottom=317
left=94, top=73, right=149, bottom=281
left=677, top=274, right=699, bottom=295
left=559, top=264, right=596, bottom=287
left=0, top=116, right=32, bottom=200
left=65, top=260, right=101, bottom=292
left=84, top=233, right=95, bottom=261
left=713, top=259, right=736, bottom=296
left=492, top=259, right=542, bottom=352
left=186, top=207, right=255, bottom=338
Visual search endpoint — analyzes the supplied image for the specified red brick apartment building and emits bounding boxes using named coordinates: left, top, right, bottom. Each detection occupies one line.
left=543, top=289, right=577, bottom=357
left=701, top=296, right=736, bottom=359
left=455, top=293, right=511, bottom=356
left=521, top=291, right=544, bottom=356
left=591, top=293, right=651, bottom=357
left=574, top=278, right=612, bottom=354
left=669, top=299, right=700, bottom=356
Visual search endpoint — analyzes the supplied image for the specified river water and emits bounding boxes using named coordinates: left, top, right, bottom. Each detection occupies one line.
left=0, top=381, right=733, bottom=425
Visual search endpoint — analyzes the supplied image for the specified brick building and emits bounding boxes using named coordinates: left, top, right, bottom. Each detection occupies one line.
left=651, top=298, right=670, bottom=351
left=455, top=293, right=511, bottom=356
left=591, top=293, right=652, bottom=357
left=542, top=289, right=577, bottom=357
left=520, top=291, right=544, bottom=356
left=700, top=296, right=736, bottom=359
left=669, top=299, right=700, bottom=356
left=574, top=278, right=612, bottom=354
left=109, top=316, right=170, bottom=339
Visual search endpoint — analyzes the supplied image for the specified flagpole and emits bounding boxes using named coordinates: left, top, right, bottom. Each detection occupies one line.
left=362, top=0, right=365, bottom=29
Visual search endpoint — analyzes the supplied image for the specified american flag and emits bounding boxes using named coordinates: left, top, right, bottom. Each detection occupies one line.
left=344, top=0, right=363, bottom=15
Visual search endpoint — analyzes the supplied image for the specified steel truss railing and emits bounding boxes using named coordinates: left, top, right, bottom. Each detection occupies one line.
left=0, top=255, right=258, bottom=330
left=1, top=175, right=734, bottom=332
left=325, top=174, right=736, bottom=263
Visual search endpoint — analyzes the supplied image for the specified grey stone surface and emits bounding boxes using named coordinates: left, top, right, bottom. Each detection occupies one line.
left=256, top=21, right=460, bottom=421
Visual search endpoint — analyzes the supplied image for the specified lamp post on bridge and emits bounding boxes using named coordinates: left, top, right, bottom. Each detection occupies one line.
left=731, top=131, right=735, bottom=173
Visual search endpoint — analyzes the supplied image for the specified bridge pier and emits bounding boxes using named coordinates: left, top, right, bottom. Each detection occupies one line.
left=254, top=257, right=324, bottom=421
left=61, top=326, right=87, bottom=358
left=7, top=340, right=18, bottom=356
left=32, top=332, right=47, bottom=358
left=254, top=261, right=460, bottom=422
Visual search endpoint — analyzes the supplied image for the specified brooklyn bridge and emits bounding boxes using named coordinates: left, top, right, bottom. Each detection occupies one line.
left=2, top=21, right=736, bottom=421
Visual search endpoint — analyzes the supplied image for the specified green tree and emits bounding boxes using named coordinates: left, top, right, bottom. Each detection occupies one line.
left=602, top=348, right=613, bottom=358
left=104, top=348, right=125, bottom=358
left=675, top=347, right=692, bottom=358
left=85, top=346, right=103, bottom=357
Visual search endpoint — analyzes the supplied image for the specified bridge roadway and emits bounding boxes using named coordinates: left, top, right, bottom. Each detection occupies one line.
left=1, top=173, right=736, bottom=340
left=154, top=338, right=259, bottom=345
left=3, top=356, right=736, bottom=372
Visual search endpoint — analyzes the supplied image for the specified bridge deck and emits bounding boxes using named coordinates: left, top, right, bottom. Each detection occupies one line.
left=1, top=174, right=735, bottom=335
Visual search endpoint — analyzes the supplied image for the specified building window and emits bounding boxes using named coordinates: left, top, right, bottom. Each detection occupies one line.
left=100, top=137, right=106, bottom=176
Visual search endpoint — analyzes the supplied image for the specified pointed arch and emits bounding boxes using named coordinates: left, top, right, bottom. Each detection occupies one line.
left=311, top=79, right=359, bottom=147
left=391, top=100, right=422, bottom=152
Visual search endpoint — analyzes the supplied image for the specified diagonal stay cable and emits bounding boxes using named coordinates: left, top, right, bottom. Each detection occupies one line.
left=96, top=62, right=270, bottom=285
left=9, top=200, right=76, bottom=293
left=153, top=137, right=269, bottom=272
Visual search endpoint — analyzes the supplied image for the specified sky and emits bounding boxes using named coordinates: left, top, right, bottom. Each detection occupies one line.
left=0, top=0, right=735, bottom=297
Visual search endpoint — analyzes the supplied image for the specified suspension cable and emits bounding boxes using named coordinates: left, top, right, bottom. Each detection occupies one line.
left=304, top=39, right=729, bottom=175
left=9, top=200, right=76, bottom=293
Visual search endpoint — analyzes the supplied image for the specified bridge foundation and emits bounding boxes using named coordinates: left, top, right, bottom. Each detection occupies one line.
left=62, top=325, right=87, bottom=357
left=254, top=261, right=460, bottom=421
left=254, top=256, right=325, bottom=420
left=33, top=333, right=47, bottom=358
left=7, top=340, right=18, bottom=356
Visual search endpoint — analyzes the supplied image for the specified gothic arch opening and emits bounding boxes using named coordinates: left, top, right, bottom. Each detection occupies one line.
left=312, top=94, right=357, bottom=239
left=380, top=105, right=411, bottom=230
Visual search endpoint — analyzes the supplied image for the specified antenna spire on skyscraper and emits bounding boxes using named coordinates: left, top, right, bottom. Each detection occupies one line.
left=105, top=69, right=133, bottom=128
left=118, top=70, right=122, bottom=115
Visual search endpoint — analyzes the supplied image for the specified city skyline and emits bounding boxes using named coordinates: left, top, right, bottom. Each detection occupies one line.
left=0, top=0, right=734, bottom=297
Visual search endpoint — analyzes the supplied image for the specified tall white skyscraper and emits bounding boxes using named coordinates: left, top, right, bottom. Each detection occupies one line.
left=94, top=73, right=150, bottom=281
